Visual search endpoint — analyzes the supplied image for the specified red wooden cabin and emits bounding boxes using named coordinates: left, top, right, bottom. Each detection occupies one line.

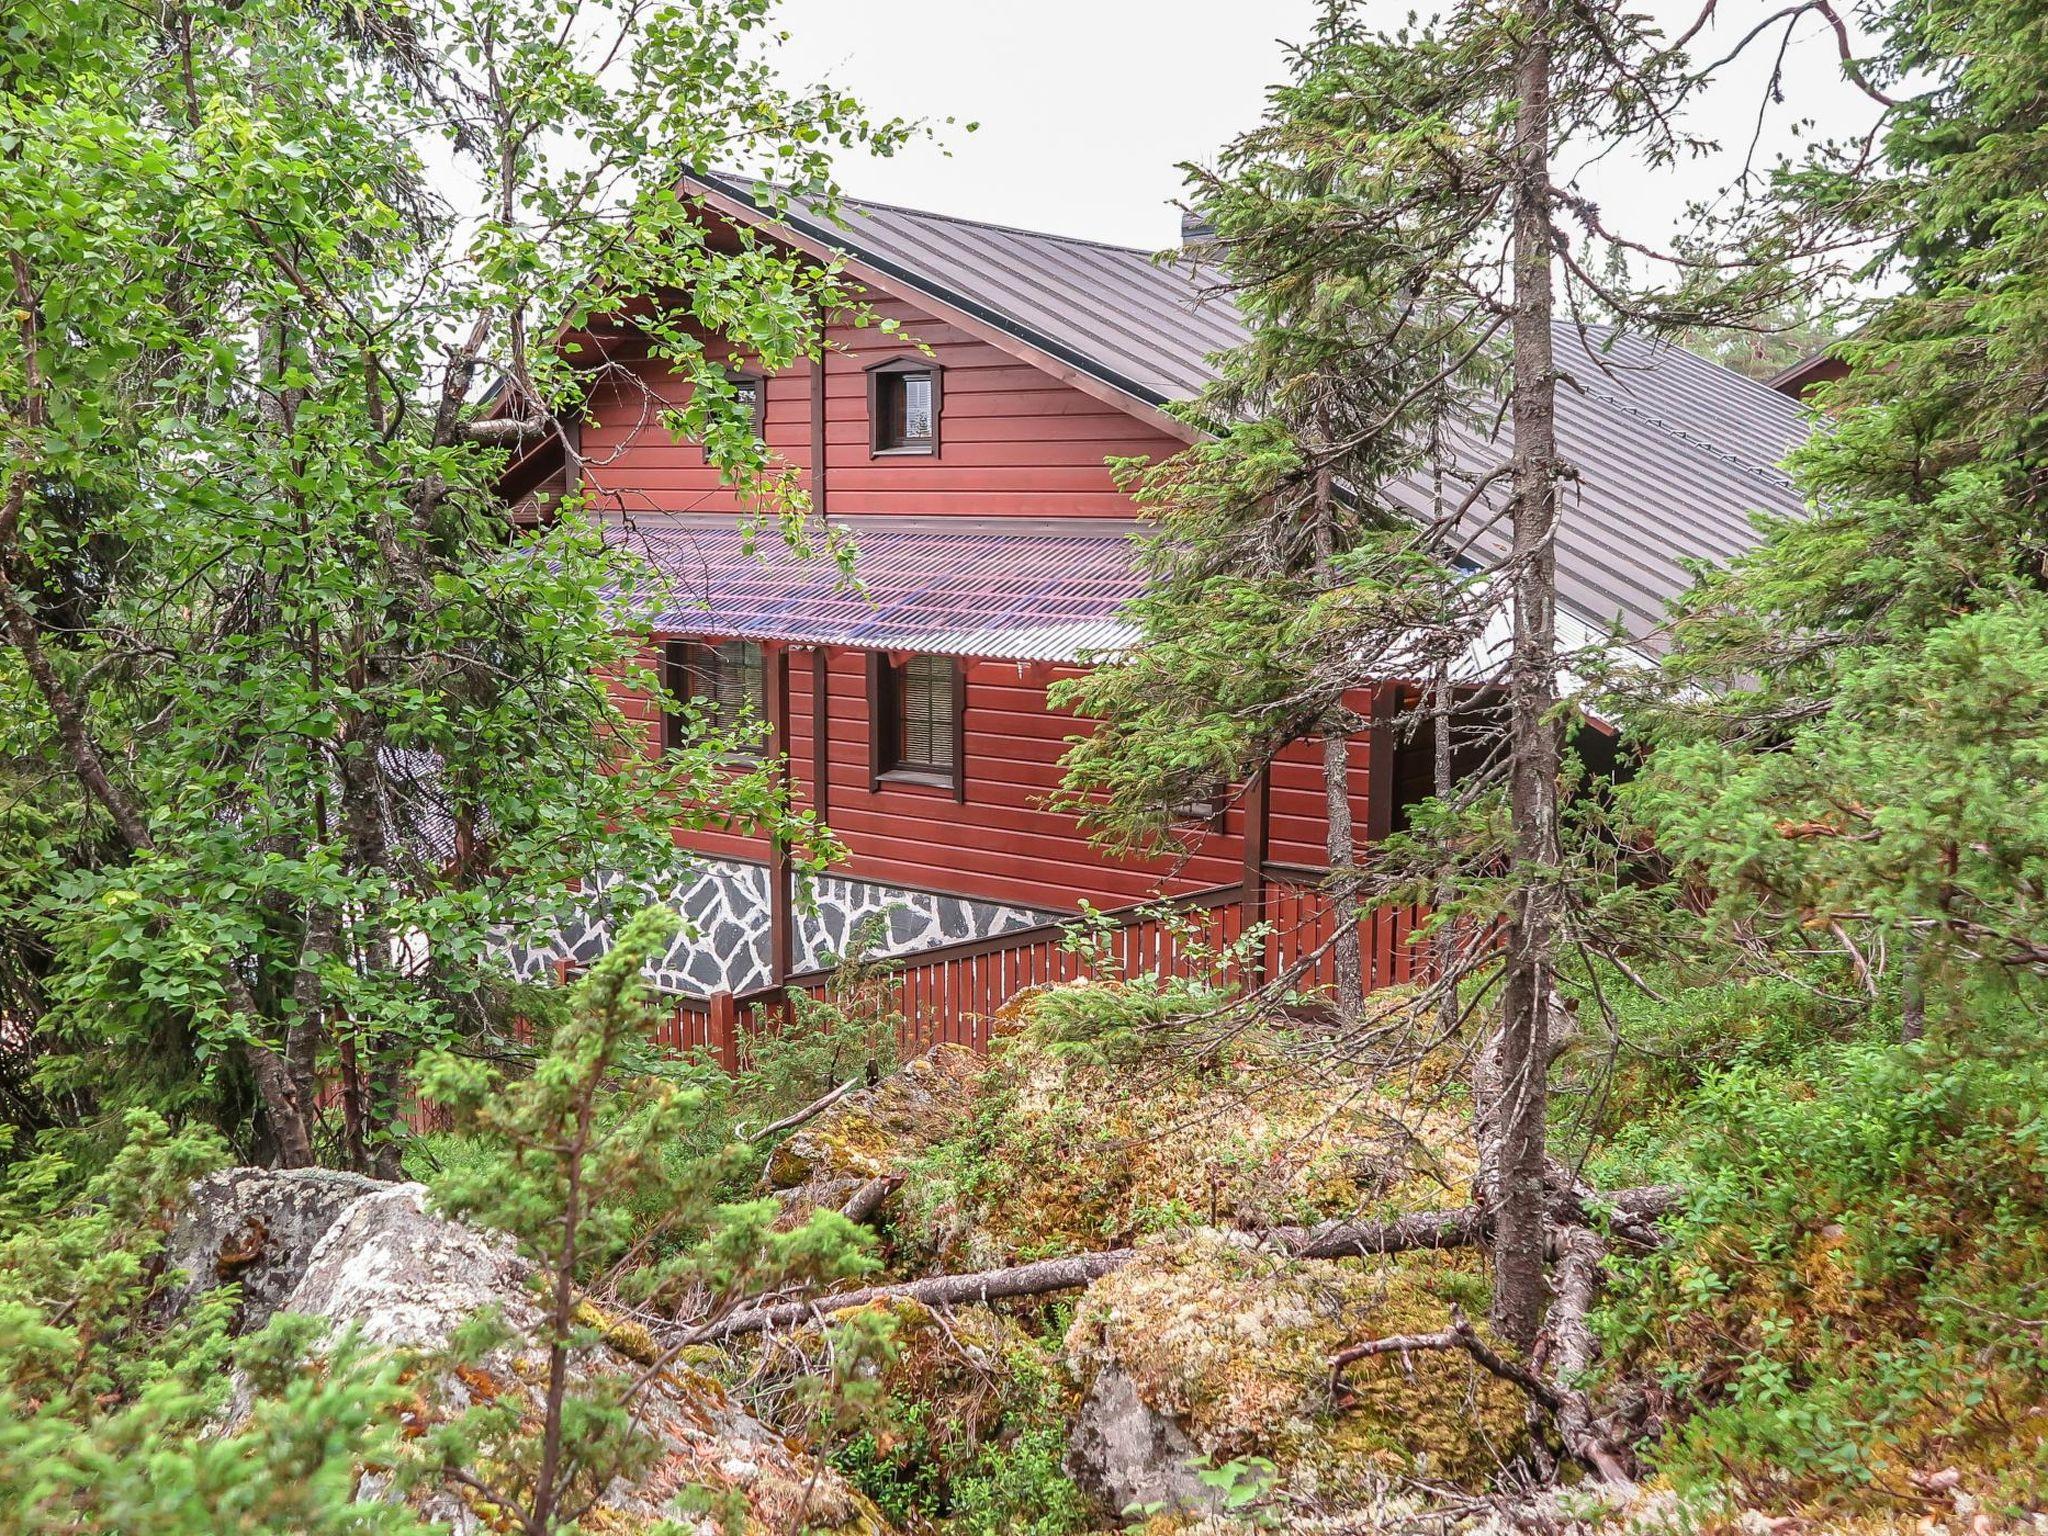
left=499, top=175, right=1812, bottom=1055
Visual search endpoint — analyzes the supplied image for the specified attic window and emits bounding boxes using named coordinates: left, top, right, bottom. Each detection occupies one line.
left=731, top=372, right=764, bottom=436
left=868, top=357, right=940, bottom=455
left=702, top=370, right=765, bottom=462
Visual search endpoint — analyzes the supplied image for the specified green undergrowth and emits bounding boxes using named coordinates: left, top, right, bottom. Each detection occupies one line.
left=1591, top=989, right=2048, bottom=1516
left=404, top=974, right=901, bottom=1248
left=725, top=1295, right=1095, bottom=1536
left=1564, top=962, right=1879, bottom=1143
left=0, top=1113, right=430, bottom=1535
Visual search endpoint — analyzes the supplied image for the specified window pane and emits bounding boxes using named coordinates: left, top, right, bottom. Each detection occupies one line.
left=902, top=375, right=932, bottom=440
left=896, top=655, right=953, bottom=768
left=673, top=641, right=762, bottom=749
left=884, top=376, right=905, bottom=444
left=662, top=641, right=692, bottom=752
left=877, top=370, right=934, bottom=449
left=714, top=642, right=762, bottom=735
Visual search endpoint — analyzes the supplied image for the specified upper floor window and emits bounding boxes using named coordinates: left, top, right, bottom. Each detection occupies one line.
left=731, top=372, right=764, bottom=434
left=664, top=638, right=765, bottom=756
left=701, top=370, right=765, bottom=462
left=867, top=357, right=941, bottom=455
left=871, top=652, right=963, bottom=796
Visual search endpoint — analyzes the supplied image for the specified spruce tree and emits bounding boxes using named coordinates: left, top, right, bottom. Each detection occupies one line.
left=1634, top=0, right=2048, bottom=1023
left=1059, top=0, right=1760, bottom=1348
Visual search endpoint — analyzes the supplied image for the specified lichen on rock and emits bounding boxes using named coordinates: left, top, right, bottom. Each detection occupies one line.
left=164, top=1165, right=387, bottom=1331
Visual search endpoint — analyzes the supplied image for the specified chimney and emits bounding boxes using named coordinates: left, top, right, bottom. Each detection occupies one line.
left=1179, top=208, right=1217, bottom=245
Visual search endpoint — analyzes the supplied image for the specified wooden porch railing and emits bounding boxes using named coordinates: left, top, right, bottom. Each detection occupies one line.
left=667, top=866, right=1434, bottom=1069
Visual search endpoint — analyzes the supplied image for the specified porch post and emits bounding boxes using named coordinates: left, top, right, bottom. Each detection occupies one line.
left=710, top=990, right=739, bottom=1074
left=767, top=642, right=794, bottom=987
left=1365, top=684, right=1398, bottom=845
left=1241, top=765, right=1270, bottom=984
left=811, top=647, right=830, bottom=823
left=810, top=307, right=829, bottom=520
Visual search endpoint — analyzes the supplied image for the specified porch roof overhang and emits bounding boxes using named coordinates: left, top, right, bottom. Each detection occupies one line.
left=608, top=516, right=1146, bottom=665
left=607, top=514, right=1648, bottom=717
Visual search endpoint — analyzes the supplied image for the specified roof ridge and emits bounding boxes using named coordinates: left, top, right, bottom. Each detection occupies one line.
left=702, top=169, right=1166, bottom=256
left=833, top=191, right=1164, bottom=258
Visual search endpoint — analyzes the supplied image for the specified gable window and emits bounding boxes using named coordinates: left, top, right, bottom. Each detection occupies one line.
left=664, top=639, right=765, bottom=756
left=701, top=370, right=765, bottom=462
left=867, top=357, right=941, bottom=455
left=870, top=652, right=964, bottom=796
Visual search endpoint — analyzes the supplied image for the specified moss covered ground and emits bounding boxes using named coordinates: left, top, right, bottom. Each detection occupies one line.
left=698, top=968, right=2048, bottom=1534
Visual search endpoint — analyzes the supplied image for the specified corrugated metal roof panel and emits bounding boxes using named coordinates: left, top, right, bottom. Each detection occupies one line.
left=611, top=520, right=1143, bottom=663
left=695, top=175, right=1813, bottom=650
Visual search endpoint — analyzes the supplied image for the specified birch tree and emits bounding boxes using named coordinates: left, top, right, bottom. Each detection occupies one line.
left=0, top=0, right=912, bottom=1166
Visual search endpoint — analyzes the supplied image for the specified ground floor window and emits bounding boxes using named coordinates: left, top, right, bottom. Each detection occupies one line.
left=664, top=638, right=765, bottom=756
left=871, top=651, right=963, bottom=795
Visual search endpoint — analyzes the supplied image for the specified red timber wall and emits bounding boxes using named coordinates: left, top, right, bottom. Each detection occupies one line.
left=576, top=293, right=1181, bottom=522
left=582, top=250, right=1394, bottom=914
left=612, top=639, right=1391, bottom=915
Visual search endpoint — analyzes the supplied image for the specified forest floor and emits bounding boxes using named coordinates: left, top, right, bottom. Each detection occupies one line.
left=443, top=966, right=2048, bottom=1535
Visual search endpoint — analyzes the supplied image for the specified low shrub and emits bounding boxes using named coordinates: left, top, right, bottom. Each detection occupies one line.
left=1593, top=1006, right=2048, bottom=1513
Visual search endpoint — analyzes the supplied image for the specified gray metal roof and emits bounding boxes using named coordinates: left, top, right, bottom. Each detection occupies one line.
left=694, top=174, right=1813, bottom=648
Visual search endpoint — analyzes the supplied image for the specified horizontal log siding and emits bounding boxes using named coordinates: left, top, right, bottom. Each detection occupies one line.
left=581, top=276, right=1396, bottom=914
left=576, top=296, right=1184, bottom=521
left=1266, top=726, right=1377, bottom=869
left=620, top=658, right=1397, bottom=915
left=578, top=340, right=815, bottom=520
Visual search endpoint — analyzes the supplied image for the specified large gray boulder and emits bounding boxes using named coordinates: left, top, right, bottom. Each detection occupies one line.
left=1066, top=1359, right=1220, bottom=1520
left=170, top=1167, right=887, bottom=1535
left=164, top=1165, right=385, bottom=1330
left=283, top=1181, right=535, bottom=1348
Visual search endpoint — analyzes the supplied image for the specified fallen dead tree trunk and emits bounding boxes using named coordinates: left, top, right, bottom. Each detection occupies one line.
left=838, top=1175, right=901, bottom=1226
left=1544, top=1225, right=1635, bottom=1484
left=1278, top=1206, right=1485, bottom=1259
left=1278, top=1182, right=1680, bottom=1262
left=682, top=1249, right=1135, bottom=1343
left=684, top=1183, right=1682, bottom=1343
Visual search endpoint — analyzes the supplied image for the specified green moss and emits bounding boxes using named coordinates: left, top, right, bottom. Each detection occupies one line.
left=1068, top=1233, right=1525, bottom=1496
left=895, top=987, right=1468, bottom=1273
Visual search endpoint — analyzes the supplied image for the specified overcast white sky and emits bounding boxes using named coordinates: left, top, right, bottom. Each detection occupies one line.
left=764, top=0, right=1883, bottom=255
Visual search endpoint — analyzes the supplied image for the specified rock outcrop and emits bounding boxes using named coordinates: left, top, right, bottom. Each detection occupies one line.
left=171, top=1167, right=888, bottom=1535
left=165, top=1165, right=386, bottom=1330
left=1061, top=1230, right=1526, bottom=1515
